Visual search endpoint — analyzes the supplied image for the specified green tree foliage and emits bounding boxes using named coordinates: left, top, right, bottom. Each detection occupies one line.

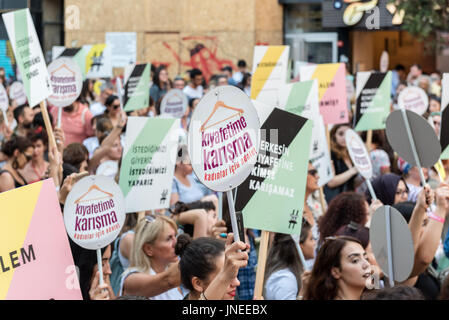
left=392, top=0, right=449, bottom=41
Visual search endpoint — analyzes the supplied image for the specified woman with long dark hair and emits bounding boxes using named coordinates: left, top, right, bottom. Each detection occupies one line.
left=263, top=220, right=315, bottom=300
left=150, top=65, right=172, bottom=104
left=0, top=136, right=33, bottom=191
left=323, top=124, right=361, bottom=203
left=304, top=236, right=371, bottom=300
left=318, top=192, right=369, bottom=244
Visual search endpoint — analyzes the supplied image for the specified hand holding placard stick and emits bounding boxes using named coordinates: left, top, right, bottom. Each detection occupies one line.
left=64, top=175, right=126, bottom=292
left=232, top=101, right=313, bottom=299
left=187, top=85, right=260, bottom=245
left=345, top=128, right=377, bottom=201
left=386, top=109, right=441, bottom=188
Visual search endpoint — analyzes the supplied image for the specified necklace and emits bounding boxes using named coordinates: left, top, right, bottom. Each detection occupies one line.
left=31, top=161, right=46, bottom=180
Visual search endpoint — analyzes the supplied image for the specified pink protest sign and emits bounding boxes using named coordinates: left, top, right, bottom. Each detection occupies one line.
left=299, top=63, right=349, bottom=125
left=0, top=179, right=82, bottom=300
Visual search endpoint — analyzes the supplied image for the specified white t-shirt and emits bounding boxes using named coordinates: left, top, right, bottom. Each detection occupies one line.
left=90, top=102, right=106, bottom=117
left=119, top=267, right=185, bottom=300
left=264, top=268, right=298, bottom=300
left=96, top=160, right=119, bottom=179
left=183, top=85, right=203, bottom=100
left=83, top=136, right=99, bottom=159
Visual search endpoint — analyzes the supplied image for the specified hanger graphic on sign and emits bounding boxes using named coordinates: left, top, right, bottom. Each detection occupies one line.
left=74, top=184, right=114, bottom=204
left=51, top=63, right=75, bottom=76
left=200, top=101, right=244, bottom=132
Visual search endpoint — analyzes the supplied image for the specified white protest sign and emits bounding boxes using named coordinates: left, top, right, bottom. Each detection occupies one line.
left=250, top=45, right=290, bottom=106
left=84, top=44, right=112, bottom=79
left=47, top=57, right=82, bottom=107
left=160, top=89, right=188, bottom=118
left=0, top=83, right=8, bottom=112
left=398, top=86, right=429, bottom=116
left=63, top=175, right=126, bottom=250
left=277, top=80, right=333, bottom=186
left=311, top=115, right=334, bottom=186
left=345, top=128, right=377, bottom=200
left=105, top=32, right=137, bottom=68
left=0, top=83, right=9, bottom=126
left=345, top=128, right=373, bottom=180
left=9, top=81, right=27, bottom=105
left=119, top=117, right=180, bottom=212
left=188, top=85, right=260, bottom=192
left=2, top=9, right=52, bottom=107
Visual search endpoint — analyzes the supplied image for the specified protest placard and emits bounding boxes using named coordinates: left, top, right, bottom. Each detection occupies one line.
left=299, top=63, right=348, bottom=125
left=47, top=57, right=83, bottom=108
left=57, top=47, right=86, bottom=79
left=160, top=89, right=188, bottom=118
left=8, top=81, right=27, bottom=106
left=235, top=100, right=312, bottom=235
left=278, top=80, right=333, bottom=187
left=3, top=8, right=56, bottom=149
left=386, top=109, right=441, bottom=186
left=0, top=83, right=9, bottom=126
left=123, top=63, right=151, bottom=112
left=84, top=44, right=112, bottom=79
left=397, top=86, right=428, bottom=116
left=370, top=205, right=415, bottom=286
left=188, top=85, right=260, bottom=193
left=354, top=71, right=392, bottom=131
left=345, top=128, right=377, bottom=200
left=2, top=8, right=52, bottom=107
left=64, top=175, right=126, bottom=251
left=0, top=179, right=82, bottom=299
left=188, top=85, right=260, bottom=245
left=119, top=117, right=180, bottom=212
left=440, top=73, right=449, bottom=159
left=235, top=100, right=312, bottom=298
left=250, top=45, right=289, bottom=106
left=105, top=32, right=137, bottom=68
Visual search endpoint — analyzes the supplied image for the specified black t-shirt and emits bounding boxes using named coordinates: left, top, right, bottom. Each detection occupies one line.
left=323, top=151, right=356, bottom=203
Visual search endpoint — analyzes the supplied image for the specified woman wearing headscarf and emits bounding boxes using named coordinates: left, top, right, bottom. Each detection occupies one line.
left=366, top=173, right=409, bottom=206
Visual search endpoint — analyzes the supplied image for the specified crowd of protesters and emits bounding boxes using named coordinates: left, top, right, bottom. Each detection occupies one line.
left=1, top=59, right=449, bottom=301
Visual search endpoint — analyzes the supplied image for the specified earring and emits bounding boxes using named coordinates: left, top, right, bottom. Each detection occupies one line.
left=12, top=158, right=19, bottom=170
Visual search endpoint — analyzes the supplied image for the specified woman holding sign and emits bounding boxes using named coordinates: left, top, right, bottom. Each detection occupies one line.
left=119, top=215, right=184, bottom=300
left=176, top=233, right=249, bottom=300
left=324, top=124, right=361, bottom=203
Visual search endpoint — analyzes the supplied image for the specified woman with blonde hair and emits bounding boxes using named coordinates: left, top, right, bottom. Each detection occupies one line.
left=119, top=215, right=184, bottom=299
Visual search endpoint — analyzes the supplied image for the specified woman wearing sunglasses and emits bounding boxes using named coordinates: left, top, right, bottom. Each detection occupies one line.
left=303, top=236, right=371, bottom=300
left=104, top=95, right=124, bottom=128
left=0, top=135, right=34, bottom=192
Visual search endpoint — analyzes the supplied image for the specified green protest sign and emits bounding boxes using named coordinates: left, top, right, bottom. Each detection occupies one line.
left=235, top=101, right=312, bottom=235
left=2, top=8, right=52, bottom=107
left=354, top=71, right=392, bottom=131
left=123, top=63, right=150, bottom=112
left=58, top=47, right=87, bottom=80
left=119, top=117, right=179, bottom=212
